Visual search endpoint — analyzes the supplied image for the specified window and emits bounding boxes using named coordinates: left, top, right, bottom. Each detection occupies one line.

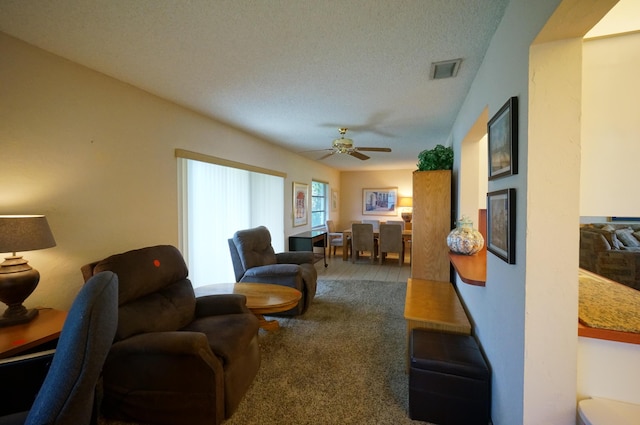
left=177, top=150, right=285, bottom=287
left=311, top=181, right=328, bottom=229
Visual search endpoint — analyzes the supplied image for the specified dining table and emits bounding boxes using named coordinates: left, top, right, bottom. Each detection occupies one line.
left=341, top=228, right=412, bottom=261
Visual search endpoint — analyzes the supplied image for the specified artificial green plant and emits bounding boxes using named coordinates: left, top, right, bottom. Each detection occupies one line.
left=416, top=144, right=454, bottom=171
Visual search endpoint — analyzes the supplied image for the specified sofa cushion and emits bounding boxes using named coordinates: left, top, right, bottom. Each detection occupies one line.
left=616, top=228, right=640, bottom=248
left=588, top=228, right=622, bottom=249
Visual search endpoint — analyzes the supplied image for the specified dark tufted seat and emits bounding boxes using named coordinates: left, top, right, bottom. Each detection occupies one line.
left=228, top=226, right=317, bottom=315
left=81, top=245, right=260, bottom=425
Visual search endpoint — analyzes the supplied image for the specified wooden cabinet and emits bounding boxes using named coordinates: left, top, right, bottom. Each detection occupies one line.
left=411, top=170, right=451, bottom=282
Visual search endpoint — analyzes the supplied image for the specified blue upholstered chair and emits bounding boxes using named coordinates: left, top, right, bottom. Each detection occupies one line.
left=228, top=226, right=317, bottom=315
left=0, top=271, right=118, bottom=425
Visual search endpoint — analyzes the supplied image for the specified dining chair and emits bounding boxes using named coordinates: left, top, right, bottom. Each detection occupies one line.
left=378, top=223, right=404, bottom=266
left=362, top=219, right=380, bottom=232
left=351, top=223, right=377, bottom=264
left=386, top=220, right=405, bottom=230
left=325, top=220, right=345, bottom=257
left=386, top=220, right=409, bottom=262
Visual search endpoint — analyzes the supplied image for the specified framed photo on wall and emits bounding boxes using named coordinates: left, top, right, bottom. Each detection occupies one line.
left=362, top=187, right=398, bottom=215
left=293, top=182, right=308, bottom=227
left=487, top=188, right=516, bottom=264
left=331, top=189, right=338, bottom=211
left=488, top=96, right=518, bottom=180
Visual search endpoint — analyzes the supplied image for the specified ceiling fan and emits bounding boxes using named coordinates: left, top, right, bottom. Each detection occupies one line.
left=314, top=128, right=392, bottom=161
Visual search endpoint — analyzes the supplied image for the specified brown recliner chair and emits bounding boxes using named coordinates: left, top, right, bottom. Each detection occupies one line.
left=81, top=245, right=260, bottom=425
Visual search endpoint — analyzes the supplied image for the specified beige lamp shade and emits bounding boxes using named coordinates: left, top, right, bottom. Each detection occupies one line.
left=398, top=197, right=413, bottom=208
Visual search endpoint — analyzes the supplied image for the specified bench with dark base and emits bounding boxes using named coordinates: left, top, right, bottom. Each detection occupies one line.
left=409, top=328, right=491, bottom=425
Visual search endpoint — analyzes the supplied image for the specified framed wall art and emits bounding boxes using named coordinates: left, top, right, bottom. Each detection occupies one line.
left=331, top=189, right=338, bottom=211
left=488, top=96, right=518, bottom=180
left=487, top=188, right=516, bottom=264
left=362, top=187, right=397, bottom=216
left=293, top=182, right=308, bottom=227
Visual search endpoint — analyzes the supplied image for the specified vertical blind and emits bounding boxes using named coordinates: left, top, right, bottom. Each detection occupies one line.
left=177, top=152, right=285, bottom=287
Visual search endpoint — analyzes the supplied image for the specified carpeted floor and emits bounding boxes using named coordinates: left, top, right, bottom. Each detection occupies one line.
left=100, top=279, right=429, bottom=424
left=224, top=279, right=425, bottom=425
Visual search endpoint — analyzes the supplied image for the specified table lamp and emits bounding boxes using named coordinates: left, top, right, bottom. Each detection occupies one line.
left=0, top=215, right=56, bottom=327
left=398, top=197, right=413, bottom=224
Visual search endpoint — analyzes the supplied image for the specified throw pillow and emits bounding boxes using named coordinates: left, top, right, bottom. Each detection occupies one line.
left=601, top=224, right=616, bottom=232
left=589, top=227, right=621, bottom=249
left=616, top=228, right=640, bottom=248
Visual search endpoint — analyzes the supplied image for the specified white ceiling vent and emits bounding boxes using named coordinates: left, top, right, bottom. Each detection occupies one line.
left=430, top=59, right=462, bottom=79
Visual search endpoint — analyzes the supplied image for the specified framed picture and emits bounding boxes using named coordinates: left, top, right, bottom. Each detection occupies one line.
left=488, top=96, right=518, bottom=180
left=331, top=189, right=338, bottom=211
left=362, top=187, right=398, bottom=216
left=293, top=182, right=308, bottom=227
left=487, top=188, right=516, bottom=264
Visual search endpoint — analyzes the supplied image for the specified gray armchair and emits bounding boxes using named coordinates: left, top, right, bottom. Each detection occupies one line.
left=81, top=245, right=260, bottom=425
left=228, top=226, right=317, bottom=315
left=0, top=271, right=118, bottom=425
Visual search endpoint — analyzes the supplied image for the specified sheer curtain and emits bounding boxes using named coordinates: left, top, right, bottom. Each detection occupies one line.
left=179, top=158, right=284, bottom=287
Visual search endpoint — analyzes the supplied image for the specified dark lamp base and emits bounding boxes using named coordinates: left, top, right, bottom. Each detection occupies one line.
left=0, top=307, right=39, bottom=327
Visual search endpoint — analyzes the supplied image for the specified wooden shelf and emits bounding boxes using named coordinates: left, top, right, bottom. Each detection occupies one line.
left=449, top=209, right=487, bottom=287
left=449, top=250, right=486, bottom=286
left=578, top=323, right=640, bottom=345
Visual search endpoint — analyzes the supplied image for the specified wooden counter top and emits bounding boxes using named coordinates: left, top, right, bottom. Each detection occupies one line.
left=404, top=278, right=471, bottom=335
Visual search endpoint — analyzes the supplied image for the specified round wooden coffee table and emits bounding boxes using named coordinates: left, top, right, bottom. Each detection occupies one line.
left=194, top=283, right=302, bottom=331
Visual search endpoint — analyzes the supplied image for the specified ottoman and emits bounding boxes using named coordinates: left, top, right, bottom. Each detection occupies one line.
left=409, top=329, right=490, bottom=425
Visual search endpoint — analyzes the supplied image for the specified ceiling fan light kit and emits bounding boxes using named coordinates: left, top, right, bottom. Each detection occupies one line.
left=332, top=128, right=354, bottom=153
left=317, top=128, right=391, bottom=161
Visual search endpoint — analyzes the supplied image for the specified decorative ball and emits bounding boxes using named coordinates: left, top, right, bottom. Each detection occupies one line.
left=447, top=217, right=484, bottom=255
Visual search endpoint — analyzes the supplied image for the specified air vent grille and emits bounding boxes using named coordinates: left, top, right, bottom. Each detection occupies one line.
left=430, top=59, right=462, bottom=79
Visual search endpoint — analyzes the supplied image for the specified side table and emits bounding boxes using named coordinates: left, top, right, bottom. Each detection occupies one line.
left=288, top=230, right=328, bottom=267
left=0, top=308, right=67, bottom=415
left=0, top=308, right=67, bottom=359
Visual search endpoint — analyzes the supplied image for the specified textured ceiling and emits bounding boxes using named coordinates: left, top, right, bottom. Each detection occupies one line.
left=0, top=0, right=512, bottom=170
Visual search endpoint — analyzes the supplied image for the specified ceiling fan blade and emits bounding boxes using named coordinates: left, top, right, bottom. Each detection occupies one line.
left=355, top=147, right=392, bottom=152
left=348, top=151, right=370, bottom=160
left=318, top=151, right=336, bottom=160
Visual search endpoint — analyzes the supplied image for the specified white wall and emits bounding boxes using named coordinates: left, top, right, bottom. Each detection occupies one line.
left=581, top=32, right=640, bottom=216
left=448, top=0, right=617, bottom=423
left=0, top=32, right=339, bottom=311
left=339, top=169, right=413, bottom=228
left=578, top=337, right=640, bottom=405
left=459, top=108, right=488, bottom=224
left=576, top=31, right=640, bottom=405
left=451, top=1, right=564, bottom=422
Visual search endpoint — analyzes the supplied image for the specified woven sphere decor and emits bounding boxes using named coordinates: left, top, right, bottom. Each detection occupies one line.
left=447, top=216, right=484, bottom=255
